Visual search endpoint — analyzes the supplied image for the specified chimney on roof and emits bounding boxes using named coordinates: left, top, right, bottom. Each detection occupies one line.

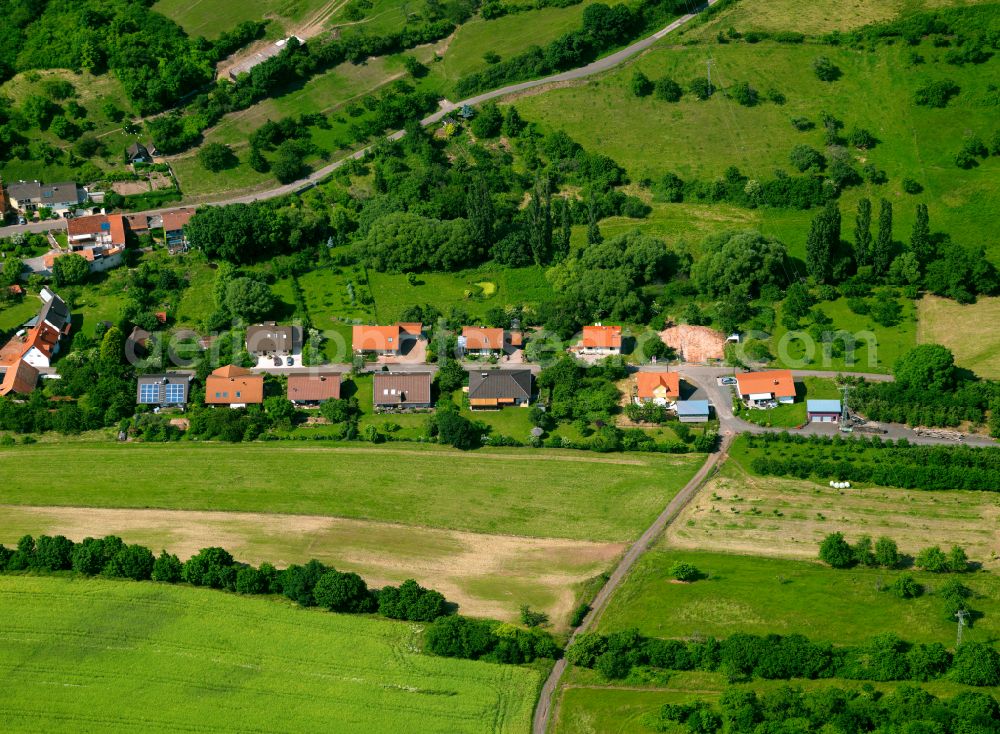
left=481, top=372, right=488, bottom=378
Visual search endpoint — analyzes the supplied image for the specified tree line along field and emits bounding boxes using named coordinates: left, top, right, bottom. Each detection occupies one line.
left=551, top=671, right=1000, bottom=734
left=0, top=574, right=539, bottom=733
left=0, top=503, right=624, bottom=626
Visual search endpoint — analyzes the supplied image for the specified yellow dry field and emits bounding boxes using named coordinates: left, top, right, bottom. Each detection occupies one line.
left=917, top=295, right=1000, bottom=379
left=0, top=505, right=622, bottom=628
left=663, top=463, right=1000, bottom=567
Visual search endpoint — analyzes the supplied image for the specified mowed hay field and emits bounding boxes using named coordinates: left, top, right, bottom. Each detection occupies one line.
left=597, top=549, right=1000, bottom=646
left=663, top=457, right=1000, bottom=568
left=918, top=295, right=1000, bottom=379
left=0, top=575, right=539, bottom=734
left=0, top=505, right=623, bottom=626
left=0, top=443, right=703, bottom=542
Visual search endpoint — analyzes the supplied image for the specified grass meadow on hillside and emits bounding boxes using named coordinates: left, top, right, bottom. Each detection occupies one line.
left=597, top=549, right=1000, bottom=645
left=0, top=575, right=539, bottom=733
left=152, top=0, right=331, bottom=37
left=514, top=39, right=1000, bottom=261
left=0, top=443, right=706, bottom=542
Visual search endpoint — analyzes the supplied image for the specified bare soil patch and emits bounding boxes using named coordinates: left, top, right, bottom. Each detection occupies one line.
left=664, top=465, right=1000, bottom=568
left=660, top=325, right=725, bottom=363
left=0, top=505, right=624, bottom=627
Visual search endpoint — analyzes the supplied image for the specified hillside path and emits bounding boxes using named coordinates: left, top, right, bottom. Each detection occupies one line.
left=0, top=0, right=719, bottom=239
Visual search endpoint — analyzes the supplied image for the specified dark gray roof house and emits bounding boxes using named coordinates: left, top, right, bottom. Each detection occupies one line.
left=246, top=323, right=301, bottom=356
left=373, top=372, right=432, bottom=408
left=126, top=143, right=151, bottom=163
left=38, top=290, right=70, bottom=332
left=467, top=369, right=532, bottom=409
left=137, top=373, right=193, bottom=406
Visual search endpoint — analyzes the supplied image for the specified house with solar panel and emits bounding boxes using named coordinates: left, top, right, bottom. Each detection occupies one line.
left=136, top=373, right=193, bottom=408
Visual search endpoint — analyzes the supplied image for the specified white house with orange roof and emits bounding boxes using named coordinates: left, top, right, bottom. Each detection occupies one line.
left=575, top=324, right=622, bottom=355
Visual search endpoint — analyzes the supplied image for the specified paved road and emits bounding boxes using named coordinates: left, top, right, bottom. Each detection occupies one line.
left=531, top=432, right=732, bottom=734
left=0, top=1, right=718, bottom=239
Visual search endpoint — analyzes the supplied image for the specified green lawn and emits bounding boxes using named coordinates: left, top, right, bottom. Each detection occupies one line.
left=0, top=442, right=706, bottom=542
left=0, top=574, right=539, bottom=733
left=597, top=549, right=1000, bottom=646
left=768, top=296, right=917, bottom=374
left=514, top=38, right=1000, bottom=261
left=0, top=299, right=39, bottom=335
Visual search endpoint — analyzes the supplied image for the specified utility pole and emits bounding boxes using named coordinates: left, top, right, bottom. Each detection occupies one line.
left=839, top=384, right=851, bottom=432
left=956, top=609, right=968, bottom=647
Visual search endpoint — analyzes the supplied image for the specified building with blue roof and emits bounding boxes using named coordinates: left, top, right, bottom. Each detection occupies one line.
left=807, top=399, right=841, bottom=423
left=676, top=399, right=710, bottom=423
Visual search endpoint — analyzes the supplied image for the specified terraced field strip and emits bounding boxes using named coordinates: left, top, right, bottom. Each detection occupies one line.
left=0, top=575, right=539, bottom=733
left=0, top=505, right=624, bottom=627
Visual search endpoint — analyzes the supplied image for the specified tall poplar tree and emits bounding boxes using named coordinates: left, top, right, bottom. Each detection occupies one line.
left=873, top=198, right=893, bottom=276
left=854, top=197, right=872, bottom=267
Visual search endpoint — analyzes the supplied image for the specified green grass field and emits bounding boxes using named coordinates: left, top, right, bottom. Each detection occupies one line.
left=514, top=38, right=1000, bottom=261
left=0, top=574, right=539, bottom=733
left=0, top=443, right=705, bottom=542
left=597, top=549, right=1000, bottom=646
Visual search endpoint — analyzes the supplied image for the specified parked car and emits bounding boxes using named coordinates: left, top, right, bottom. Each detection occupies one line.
left=720, top=377, right=737, bottom=386
left=285, top=356, right=293, bottom=366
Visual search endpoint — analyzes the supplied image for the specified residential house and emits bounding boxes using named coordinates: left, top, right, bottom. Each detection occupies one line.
left=676, top=400, right=711, bottom=423
left=126, top=143, right=152, bottom=164
left=0, top=360, right=39, bottom=397
left=50, top=213, right=127, bottom=273
left=460, top=326, right=504, bottom=356
left=373, top=372, right=433, bottom=410
left=352, top=323, right=422, bottom=355
left=6, top=181, right=80, bottom=216
left=125, top=213, right=152, bottom=236
left=205, top=365, right=264, bottom=408
left=735, top=369, right=796, bottom=408
left=576, top=324, right=622, bottom=355
left=246, top=323, right=301, bottom=358
left=467, top=369, right=532, bottom=409
left=807, top=399, right=842, bottom=423
left=288, top=372, right=341, bottom=406
left=136, top=373, right=193, bottom=407
left=0, top=289, right=71, bottom=394
left=162, top=208, right=195, bottom=252
left=635, top=372, right=681, bottom=407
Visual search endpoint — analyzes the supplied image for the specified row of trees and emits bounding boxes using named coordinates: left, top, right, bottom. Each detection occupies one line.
left=647, top=684, right=1000, bottom=734
left=568, top=628, right=1000, bottom=686
left=0, top=534, right=448, bottom=622
left=424, top=614, right=560, bottom=664
left=819, top=532, right=973, bottom=574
